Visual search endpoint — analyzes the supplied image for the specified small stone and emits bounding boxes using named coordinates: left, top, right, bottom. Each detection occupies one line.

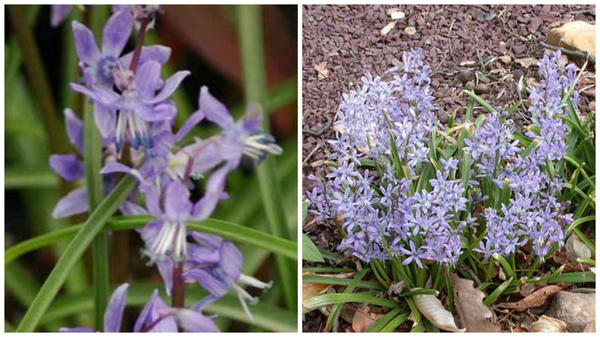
left=457, top=70, right=474, bottom=84
left=547, top=21, right=596, bottom=58
left=499, top=55, right=512, bottom=65
left=437, top=111, right=450, bottom=124
left=404, top=26, right=417, bottom=36
left=381, top=21, right=396, bottom=36
left=545, top=291, right=595, bottom=332
left=474, top=83, right=489, bottom=95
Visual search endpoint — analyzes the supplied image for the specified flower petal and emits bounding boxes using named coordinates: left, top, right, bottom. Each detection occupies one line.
left=64, top=108, right=83, bottom=152
left=51, top=5, right=71, bottom=27
left=199, top=86, right=234, bottom=129
left=120, top=45, right=171, bottom=69
left=146, top=71, right=190, bottom=104
left=185, top=269, right=230, bottom=298
left=135, top=61, right=162, bottom=99
left=103, top=283, right=129, bottom=332
left=102, top=9, right=132, bottom=57
left=52, top=187, right=89, bottom=218
left=70, top=83, right=120, bottom=106
left=192, top=163, right=232, bottom=219
left=134, top=290, right=178, bottom=332
left=163, top=181, right=193, bottom=222
left=120, top=200, right=148, bottom=216
left=241, top=103, right=262, bottom=134
left=135, top=102, right=176, bottom=122
left=94, top=103, right=117, bottom=138
left=49, top=154, right=84, bottom=181
left=72, top=21, right=100, bottom=64
left=174, top=109, right=205, bottom=142
left=219, top=241, right=243, bottom=281
left=176, top=309, right=219, bottom=332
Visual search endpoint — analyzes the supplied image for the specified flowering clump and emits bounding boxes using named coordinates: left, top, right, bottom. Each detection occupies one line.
left=307, top=49, right=581, bottom=277
left=50, top=6, right=279, bottom=332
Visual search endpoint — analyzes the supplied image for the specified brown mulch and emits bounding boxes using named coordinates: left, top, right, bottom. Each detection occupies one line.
left=302, top=4, right=596, bottom=332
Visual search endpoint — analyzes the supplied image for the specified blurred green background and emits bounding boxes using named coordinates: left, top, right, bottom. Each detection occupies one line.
left=5, top=4, right=298, bottom=332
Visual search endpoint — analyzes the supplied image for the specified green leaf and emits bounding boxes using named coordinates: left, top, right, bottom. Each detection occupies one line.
left=492, top=253, right=515, bottom=280
left=483, top=277, right=513, bottom=306
left=567, top=215, right=595, bottom=232
left=6, top=216, right=298, bottom=266
left=400, top=288, right=439, bottom=297
left=4, top=168, right=58, bottom=189
left=366, top=308, right=403, bottom=332
left=302, top=234, right=324, bottom=262
left=302, top=275, right=379, bottom=289
left=237, top=5, right=296, bottom=311
left=16, top=176, right=137, bottom=332
left=463, top=90, right=496, bottom=113
left=83, top=97, right=108, bottom=331
left=380, top=312, right=411, bottom=332
left=303, top=293, right=399, bottom=312
left=547, top=271, right=595, bottom=284
left=325, top=267, right=371, bottom=331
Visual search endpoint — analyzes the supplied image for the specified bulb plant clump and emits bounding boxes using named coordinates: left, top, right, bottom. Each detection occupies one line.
left=305, top=49, right=595, bottom=332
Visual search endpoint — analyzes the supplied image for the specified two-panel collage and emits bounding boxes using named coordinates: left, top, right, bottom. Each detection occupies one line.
left=2, top=3, right=596, bottom=333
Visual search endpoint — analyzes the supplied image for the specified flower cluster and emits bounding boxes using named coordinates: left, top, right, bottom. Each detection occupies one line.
left=307, top=49, right=576, bottom=270
left=328, top=49, right=435, bottom=170
left=50, top=7, right=280, bottom=332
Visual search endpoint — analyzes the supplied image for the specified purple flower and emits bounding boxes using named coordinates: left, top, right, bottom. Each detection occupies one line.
left=134, top=290, right=218, bottom=332
left=71, top=60, right=189, bottom=152
left=174, top=87, right=282, bottom=178
left=71, top=9, right=172, bottom=138
left=50, top=5, right=72, bottom=27
left=60, top=283, right=129, bottom=332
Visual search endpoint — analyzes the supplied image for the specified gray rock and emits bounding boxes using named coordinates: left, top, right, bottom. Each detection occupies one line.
left=545, top=291, right=595, bottom=332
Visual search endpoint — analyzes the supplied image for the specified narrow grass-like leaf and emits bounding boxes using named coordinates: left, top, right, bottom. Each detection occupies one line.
left=401, top=288, right=439, bottom=297
left=572, top=228, right=595, bottom=254
left=567, top=215, right=595, bottom=232
left=547, top=271, right=595, bottom=284
left=492, top=253, right=515, bottom=279
left=237, top=5, right=296, bottom=311
left=302, top=275, right=379, bottom=289
left=380, top=312, right=411, bottom=332
left=483, top=277, right=513, bottom=307
left=16, top=176, right=136, bottom=332
left=324, top=267, right=371, bottom=331
left=303, top=293, right=399, bottom=312
left=302, top=234, right=324, bottom=262
left=4, top=168, right=58, bottom=189
left=366, top=308, right=403, bottom=332
left=83, top=98, right=108, bottom=330
left=463, top=90, right=496, bottom=113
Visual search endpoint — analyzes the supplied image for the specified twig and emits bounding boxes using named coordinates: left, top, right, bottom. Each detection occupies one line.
left=539, top=41, right=596, bottom=65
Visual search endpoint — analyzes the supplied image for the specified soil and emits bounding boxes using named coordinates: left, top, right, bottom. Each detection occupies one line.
left=302, top=4, right=596, bottom=332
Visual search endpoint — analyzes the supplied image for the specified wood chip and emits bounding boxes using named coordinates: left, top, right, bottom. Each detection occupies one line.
left=314, top=62, right=330, bottom=80
left=381, top=21, right=397, bottom=36
left=404, top=26, right=417, bottom=36
left=515, top=57, right=538, bottom=68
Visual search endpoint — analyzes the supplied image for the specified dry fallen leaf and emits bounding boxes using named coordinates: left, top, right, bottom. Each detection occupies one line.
left=413, top=293, right=465, bottom=332
left=381, top=21, right=397, bottom=36
left=351, top=305, right=381, bottom=332
left=451, top=273, right=500, bottom=332
left=566, top=234, right=592, bottom=260
left=498, top=285, right=564, bottom=312
left=404, top=26, right=417, bottom=36
left=531, top=315, right=568, bottom=332
left=302, top=282, right=330, bottom=307
left=515, top=57, right=538, bottom=68
left=314, top=62, right=330, bottom=80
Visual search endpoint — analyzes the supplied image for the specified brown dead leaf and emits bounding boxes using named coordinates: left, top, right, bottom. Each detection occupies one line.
left=515, top=57, right=538, bottom=68
left=498, top=285, right=564, bottom=312
left=314, top=62, right=330, bottom=80
left=351, top=305, right=381, bottom=332
left=302, top=282, right=330, bottom=307
left=531, top=315, right=568, bottom=332
left=451, top=273, right=500, bottom=332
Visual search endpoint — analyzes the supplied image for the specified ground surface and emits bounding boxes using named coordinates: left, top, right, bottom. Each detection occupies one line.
left=302, top=4, right=595, bottom=332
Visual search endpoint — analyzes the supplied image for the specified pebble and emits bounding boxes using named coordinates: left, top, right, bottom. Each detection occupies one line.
left=457, top=70, right=474, bottom=84
left=474, top=83, right=490, bottom=94
left=545, top=291, right=595, bottom=332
